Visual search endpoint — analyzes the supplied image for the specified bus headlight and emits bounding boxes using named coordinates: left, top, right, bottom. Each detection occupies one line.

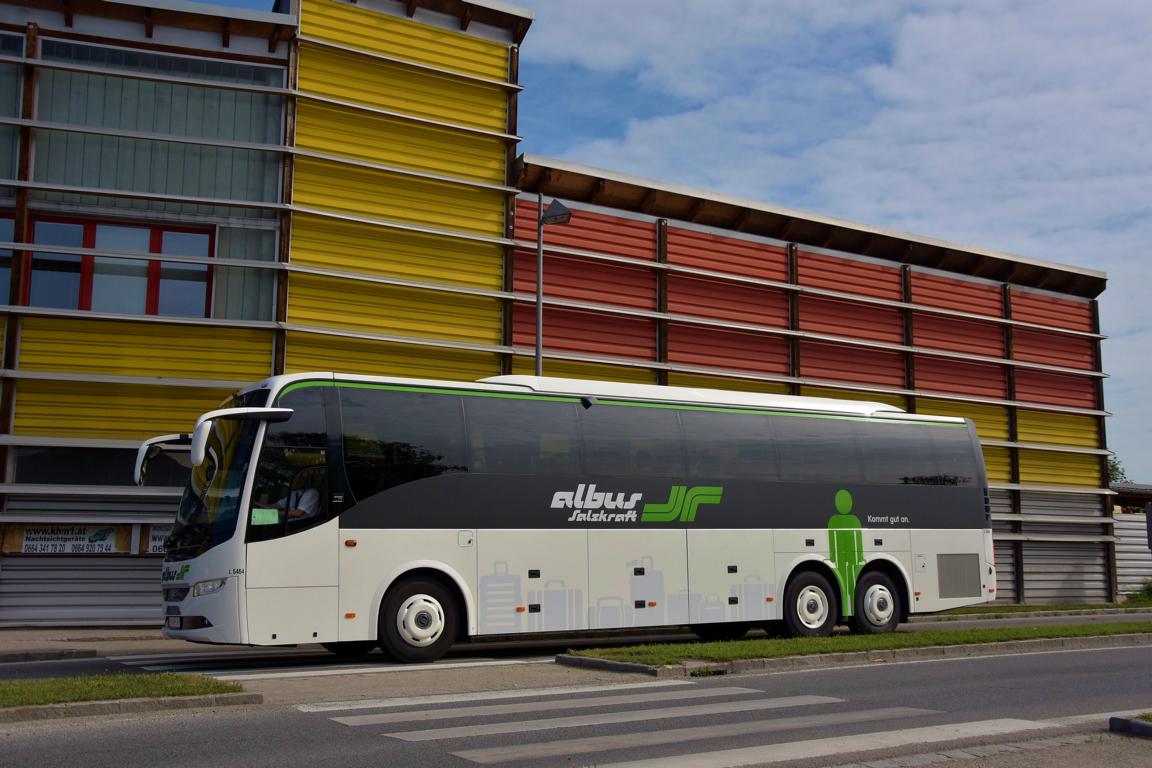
left=191, top=578, right=227, bottom=597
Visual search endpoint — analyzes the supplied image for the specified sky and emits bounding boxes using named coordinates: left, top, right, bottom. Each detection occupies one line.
left=221, top=0, right=1150, bottom=480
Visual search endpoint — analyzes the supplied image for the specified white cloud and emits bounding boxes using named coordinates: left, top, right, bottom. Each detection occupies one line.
left=517, top=0, right=1152, bottom=477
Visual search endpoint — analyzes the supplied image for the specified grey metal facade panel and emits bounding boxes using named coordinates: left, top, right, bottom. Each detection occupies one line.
left=989, top=490, right=1014, bottom=517
left=1019, top=492, right=1105, bottom=518
left=1114, top=513, right=1152, bottom=595
left=1020, top=542, right=1110, bottom=603
left=993, top=539, right=1017, bottom=603
left=0, top=556, right=161, bottom=626
left=1, top=497, right=178, bottom=524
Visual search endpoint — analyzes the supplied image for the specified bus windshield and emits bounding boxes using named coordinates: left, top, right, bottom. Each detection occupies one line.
left=167, top=405, right=260, bottom=561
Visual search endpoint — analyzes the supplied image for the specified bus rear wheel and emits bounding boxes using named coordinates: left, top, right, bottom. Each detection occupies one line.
left=378, top=579, right=458, bottom=663
left=783, top=571, right=838, bottom=637
left=851, top=572, right=901, bottom=634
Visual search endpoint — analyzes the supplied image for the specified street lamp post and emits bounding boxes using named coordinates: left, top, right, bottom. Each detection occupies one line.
left=535, top=195, right=573, bottom=376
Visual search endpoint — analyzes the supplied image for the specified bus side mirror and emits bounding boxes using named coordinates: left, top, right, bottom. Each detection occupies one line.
left=190, top=407, right=295, bottom=467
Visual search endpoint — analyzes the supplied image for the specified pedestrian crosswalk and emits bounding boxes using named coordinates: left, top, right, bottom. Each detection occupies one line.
left=305, top=679, right=955, bottom=767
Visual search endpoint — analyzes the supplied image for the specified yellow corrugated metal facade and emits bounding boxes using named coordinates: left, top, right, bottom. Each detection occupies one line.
left=287, top=0, right=514, bottom=382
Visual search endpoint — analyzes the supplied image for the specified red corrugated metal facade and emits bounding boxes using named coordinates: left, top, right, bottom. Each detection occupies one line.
left=511, top=197, right=1102, bottom=415
left=511, top=187, right=1108, bottom=603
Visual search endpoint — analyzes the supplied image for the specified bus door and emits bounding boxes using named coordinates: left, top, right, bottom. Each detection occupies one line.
left=244, top=384, right=340, bottom=645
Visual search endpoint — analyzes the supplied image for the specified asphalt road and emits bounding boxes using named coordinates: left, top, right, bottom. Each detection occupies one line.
left=1, top=645, right=1149, bottom=768
left=2, top=610, right=1149, bottom=681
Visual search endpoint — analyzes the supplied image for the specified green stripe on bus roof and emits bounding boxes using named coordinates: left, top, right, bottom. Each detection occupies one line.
left=596, top=398, right=966, bottom=426
left=277, top=380, right=964, bottom=426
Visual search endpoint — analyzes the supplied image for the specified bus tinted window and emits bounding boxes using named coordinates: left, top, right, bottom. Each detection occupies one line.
left=249, top=385, right=330, bottom=539
left=852, top=420, right=938, bottom=485
left=852, top=420, right=978, bottom=486
left=771, top=414, right=865, bottom=483
left=340, top=388, right=467, bottom=502
left=465, top=396, right=582, bottom=475
left=581, top=403, right=685, bottom=477
left=680, top=409, right=778, bottom=480
left=926, top=424, right=981, bottom=486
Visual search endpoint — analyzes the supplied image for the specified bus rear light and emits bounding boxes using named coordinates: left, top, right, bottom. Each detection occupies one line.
left=345, top=612, right=356, bottom=619
left=766, top=597, right=774, bottom=602
left=647, top=601, right=657, bottom=607
left=515, top=606, right=527, bottom=613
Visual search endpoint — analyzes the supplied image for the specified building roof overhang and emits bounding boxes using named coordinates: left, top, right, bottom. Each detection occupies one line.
left=518, top=155, right=1108, bottom=300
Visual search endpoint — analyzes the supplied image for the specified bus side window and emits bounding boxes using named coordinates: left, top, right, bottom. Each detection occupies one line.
left=581, top=403, right=685, bottom=478
left=464, top=396, right=582, bottom=476
left=772, top=414, right=865, bottom=483
left=339, top=389, right=467, bottom=503
left=248, top=386, right=330, bottom=541
left=680, top=409, right=778, bottom=481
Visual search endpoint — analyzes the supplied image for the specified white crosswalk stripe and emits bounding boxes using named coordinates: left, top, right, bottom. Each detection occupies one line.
left=452, top=707, right=939, bottom=765
left=334, top=686, right=764, bottom=726
left=383, top=695, right=845, bottom=742
left=307, top=681, right=1009, bottom=766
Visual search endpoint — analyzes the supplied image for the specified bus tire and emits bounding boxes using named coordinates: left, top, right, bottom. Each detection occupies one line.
left=783, top=570, right=838, bottom=637
left=378, top=579, right=457, bottom=663
left=321, top=641, right=377, bottom=658
left=690, top=622, right=749, bottom=642
left=851, top=571, right=901, bottom=634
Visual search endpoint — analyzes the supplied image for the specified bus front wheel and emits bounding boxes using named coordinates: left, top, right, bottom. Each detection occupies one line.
left=851, top=571, right=901, bottom=634
left=783, top=571, right=838, bottom=637
left=379, top=579, right=458, bottom=663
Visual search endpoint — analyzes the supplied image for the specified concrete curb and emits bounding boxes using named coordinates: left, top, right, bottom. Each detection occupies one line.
left=0, top=692, right=263, bottom=724
left=555, top=632, right=1152, bottom=678
left=912, top=606, right=1152, bottom=623
left=0, top=650, right=98, bottom=664
left=1109, top=715, right=1152, bottom=739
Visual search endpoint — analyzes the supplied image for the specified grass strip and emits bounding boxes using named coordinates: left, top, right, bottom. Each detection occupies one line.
left=0, top=673, right=242, bottom=708
left=570, top=621, right=1152, bottom=666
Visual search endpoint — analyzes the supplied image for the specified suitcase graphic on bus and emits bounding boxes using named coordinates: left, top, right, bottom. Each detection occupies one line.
left=699, top=593, right=726, bottom=623
left=594, top=596, right=626, bottom=628
left=628, top=555, right=665, bottom=626
left=478, top=561, right=522, bottom=633
left=527, top=579, right=580, bottom=632
left=667, top=589, right=702, bottom=623
left=730, top=575, right=770, bottom=621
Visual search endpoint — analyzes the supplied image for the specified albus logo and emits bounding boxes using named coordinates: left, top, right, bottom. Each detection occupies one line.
left=552, top=484, right=642, bottom=522
left=551, top=484, right=724, bottom=524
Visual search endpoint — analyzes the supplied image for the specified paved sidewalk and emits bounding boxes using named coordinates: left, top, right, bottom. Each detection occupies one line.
left=0, top=628, right=201, bottom=660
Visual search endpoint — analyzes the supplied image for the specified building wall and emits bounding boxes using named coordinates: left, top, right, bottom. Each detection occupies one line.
left=284, top=0, right=516, bottom=381
left=511, top=197, right=1112, bottom=603
left=0, top=3, right=293, bottom=622
left=0, top=0, right=1111, bottom=623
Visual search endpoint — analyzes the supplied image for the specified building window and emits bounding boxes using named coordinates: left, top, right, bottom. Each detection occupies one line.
left=27, top=217, right=213, bottom=317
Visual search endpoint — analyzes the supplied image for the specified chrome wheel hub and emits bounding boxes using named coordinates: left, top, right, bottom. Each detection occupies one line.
left=861, top=583, right=895, bottom=627
left=795, top=585, right=830, bottom=630
left=395, top=593, right=445, bottom=648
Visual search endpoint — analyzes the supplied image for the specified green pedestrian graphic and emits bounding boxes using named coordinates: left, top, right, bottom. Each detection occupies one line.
left=828, top=489, right=865, bottom=607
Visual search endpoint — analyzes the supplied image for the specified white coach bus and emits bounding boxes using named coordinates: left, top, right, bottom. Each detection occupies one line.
left=136, top=373, right=996, bottom=662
